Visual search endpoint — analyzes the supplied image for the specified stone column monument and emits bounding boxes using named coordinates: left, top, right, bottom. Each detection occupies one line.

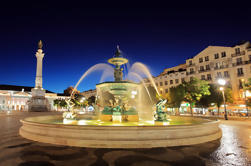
left=28, top=40, right=50, bottom=112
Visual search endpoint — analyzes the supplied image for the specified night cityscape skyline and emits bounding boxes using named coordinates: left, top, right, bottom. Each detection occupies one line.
left=1, top=2, right=251, bottom=166
left=0, top=1, right=251, bottom=93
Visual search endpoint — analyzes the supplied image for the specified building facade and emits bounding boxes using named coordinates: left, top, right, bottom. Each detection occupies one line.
left=0, top=85, right=68, bottom=112
left=144, top=41, right=251, bottom=105
left=144, top=64, right=187, bottom=97
left=186, top=41, right=251, bottom=103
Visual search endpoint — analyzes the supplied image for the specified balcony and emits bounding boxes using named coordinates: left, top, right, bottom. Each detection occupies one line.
left=187, top=71, right=195, bottom=75
left=237, top=73, right=244, bottom=77
left=188, top=63, right=195, bottom=67
left=245, top=60, right=251, bottom=64
left=232, top=61, right=244, bottom=67
left=214, top=65, right=228, bottom=70
left=231, top=51, right=245, bottom=57
left=198, top=69, right=205, bottom=73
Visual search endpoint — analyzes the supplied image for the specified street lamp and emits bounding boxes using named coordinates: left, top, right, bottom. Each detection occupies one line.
left=218, top=79, right=228, bottom=120
left=241, top=79, right=249, bottom=117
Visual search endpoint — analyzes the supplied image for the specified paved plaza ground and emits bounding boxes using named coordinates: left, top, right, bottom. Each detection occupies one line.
left=0, top=112, right=250, bottom=166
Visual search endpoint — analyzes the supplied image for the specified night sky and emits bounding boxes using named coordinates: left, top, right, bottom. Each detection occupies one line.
left=0, top=1, right=250, bottom=93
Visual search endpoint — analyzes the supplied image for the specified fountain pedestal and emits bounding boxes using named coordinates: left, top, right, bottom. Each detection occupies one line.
left=112, top=112, right=122, bottom=123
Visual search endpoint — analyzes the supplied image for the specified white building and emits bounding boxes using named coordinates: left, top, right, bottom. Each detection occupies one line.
left=0, top=85, right=66, bottom=112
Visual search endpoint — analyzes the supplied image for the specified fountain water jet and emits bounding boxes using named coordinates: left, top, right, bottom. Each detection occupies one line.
left=127, top=71, right=153, bottom=103
left=70, top=63, right=114, bottom=98
left=128, top=62, right=160, bottom=96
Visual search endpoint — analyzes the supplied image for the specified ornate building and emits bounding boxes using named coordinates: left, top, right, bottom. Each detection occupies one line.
left=145, top=41, right=251, bottom=104
left=186, top=41, right=251, bottom=103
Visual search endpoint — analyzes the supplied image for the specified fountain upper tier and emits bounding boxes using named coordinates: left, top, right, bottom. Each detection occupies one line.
left=107, top=45, right=128, bottom=66
left=108, top=46, right=128, bottom=82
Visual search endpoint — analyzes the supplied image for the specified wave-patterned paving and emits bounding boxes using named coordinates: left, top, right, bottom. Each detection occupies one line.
left=0, top=112, right=250, bottom=166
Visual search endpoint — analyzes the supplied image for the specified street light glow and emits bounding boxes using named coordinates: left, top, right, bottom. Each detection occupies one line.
left=218, top=79, right=226, bottom=86
left=219, top=87, right=224, bottom=91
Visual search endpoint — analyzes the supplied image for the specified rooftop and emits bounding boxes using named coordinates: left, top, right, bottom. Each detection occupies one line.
left=0, top=84, right=54, bottom=93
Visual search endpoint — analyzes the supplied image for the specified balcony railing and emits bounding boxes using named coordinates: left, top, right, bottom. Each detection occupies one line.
left=188, top=63, right=195, bottom=67
left=187, top=71, right=195, bottom=75
left=232, top=61, right=244, bottom=66
left=198, top=68, right=210, bottom=73
left=231, top=51, right=245, bottom=57
left=237, top=73, right=244, bottom=77
left=214, top=65, right=229, bottom=70
left=245, top=60, right=251, bottom=64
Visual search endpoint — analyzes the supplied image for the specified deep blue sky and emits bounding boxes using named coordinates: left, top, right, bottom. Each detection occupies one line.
left=0, top=1, right=250, bottom=93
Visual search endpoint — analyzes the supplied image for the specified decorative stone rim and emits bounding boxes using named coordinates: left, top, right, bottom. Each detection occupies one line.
left=19, top=115, right=222, bottom=148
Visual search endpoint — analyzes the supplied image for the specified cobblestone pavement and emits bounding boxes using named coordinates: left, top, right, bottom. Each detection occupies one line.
left=0, top=112, right=250, bottom=166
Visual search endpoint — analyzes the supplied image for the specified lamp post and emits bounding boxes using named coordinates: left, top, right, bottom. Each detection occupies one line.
left=241, top=79, right=249, bottom=117
left=218, top=79, right=228, bottom=120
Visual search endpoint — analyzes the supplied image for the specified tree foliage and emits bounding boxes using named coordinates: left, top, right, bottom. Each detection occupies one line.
left=196, top=84, right=233, bottom=115
left=167, top=85, right=184, bottom=108
left=182, top=78, right=210, bottom=115
left=244, top=78, right=251, bottom=91
left=63, top=86, right=80, bottom=96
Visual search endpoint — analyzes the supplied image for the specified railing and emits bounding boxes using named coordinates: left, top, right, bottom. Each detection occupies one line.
left=188, top=63, right=195, bottom=67
left=198, top=68, right=210, bottom=73
left=186, top=71, right=195, bottom=75
left=232, top=61, right=244, bottom=66
left=237, top=73, right=244, bottom=77
left=245, top=60, right=251, bottom=64
left=214, top=65, right=228, bottom=70
left=231, top=51, right=245, bottom=57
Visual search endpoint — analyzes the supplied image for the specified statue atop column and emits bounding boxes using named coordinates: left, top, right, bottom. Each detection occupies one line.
left=38, top=40, right=43, bottom=49
left=28, top=40, right=50, bottom=112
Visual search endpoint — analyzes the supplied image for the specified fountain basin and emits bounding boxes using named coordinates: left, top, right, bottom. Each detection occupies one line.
left=19, top=115, right=221, bottom=148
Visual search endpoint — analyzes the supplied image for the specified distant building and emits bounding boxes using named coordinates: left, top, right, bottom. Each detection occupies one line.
left=144, top=64, right=187, bottom=96
left=0, top=85, right=68, bottom=111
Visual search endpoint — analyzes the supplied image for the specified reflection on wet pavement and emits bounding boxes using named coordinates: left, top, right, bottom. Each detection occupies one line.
left=0, top=112, right=251, bottom=166
left=206, top=121, right=251, bottom=166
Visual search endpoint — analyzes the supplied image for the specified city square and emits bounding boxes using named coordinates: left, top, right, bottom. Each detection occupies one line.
left=0, top=1, right=251, bottom=166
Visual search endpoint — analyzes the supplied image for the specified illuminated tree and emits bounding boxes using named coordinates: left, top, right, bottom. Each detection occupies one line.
left=182, top=78, right=210, bottom=116
left=63, top=86, right=80, bottom=96
left=166, top=85, right=184, bottom=114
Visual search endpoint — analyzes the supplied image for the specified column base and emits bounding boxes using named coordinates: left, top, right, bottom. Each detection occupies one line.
left=28, top=88, right=50, bottom=112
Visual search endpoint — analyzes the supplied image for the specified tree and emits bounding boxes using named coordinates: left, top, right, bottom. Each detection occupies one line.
left=166, top=85, right=184, bottom=115
left=244, top=78, right=251, bottom=91
left=63, top=86, right=80, bottom=96
left=196, top=94, right=211, bottom=109
left=247, top=98, right=251, bottom=107
left=182, top=78, right=210, bottom=116
left=197, top=84, right=233, bottom=116
left=53, top=99, right=60, bottom=110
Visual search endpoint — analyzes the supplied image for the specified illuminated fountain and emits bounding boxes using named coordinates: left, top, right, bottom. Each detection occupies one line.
left=97, top=46, right=140, bottom=123
left=19, top=46, right=222, bottom=148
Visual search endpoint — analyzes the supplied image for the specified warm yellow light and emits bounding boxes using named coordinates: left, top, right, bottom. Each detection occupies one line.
left=218, top=79, right=226, bottom=86
left=219, top=87, right=224, bottom=91
left=246, top=91, right=251, bottom=97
